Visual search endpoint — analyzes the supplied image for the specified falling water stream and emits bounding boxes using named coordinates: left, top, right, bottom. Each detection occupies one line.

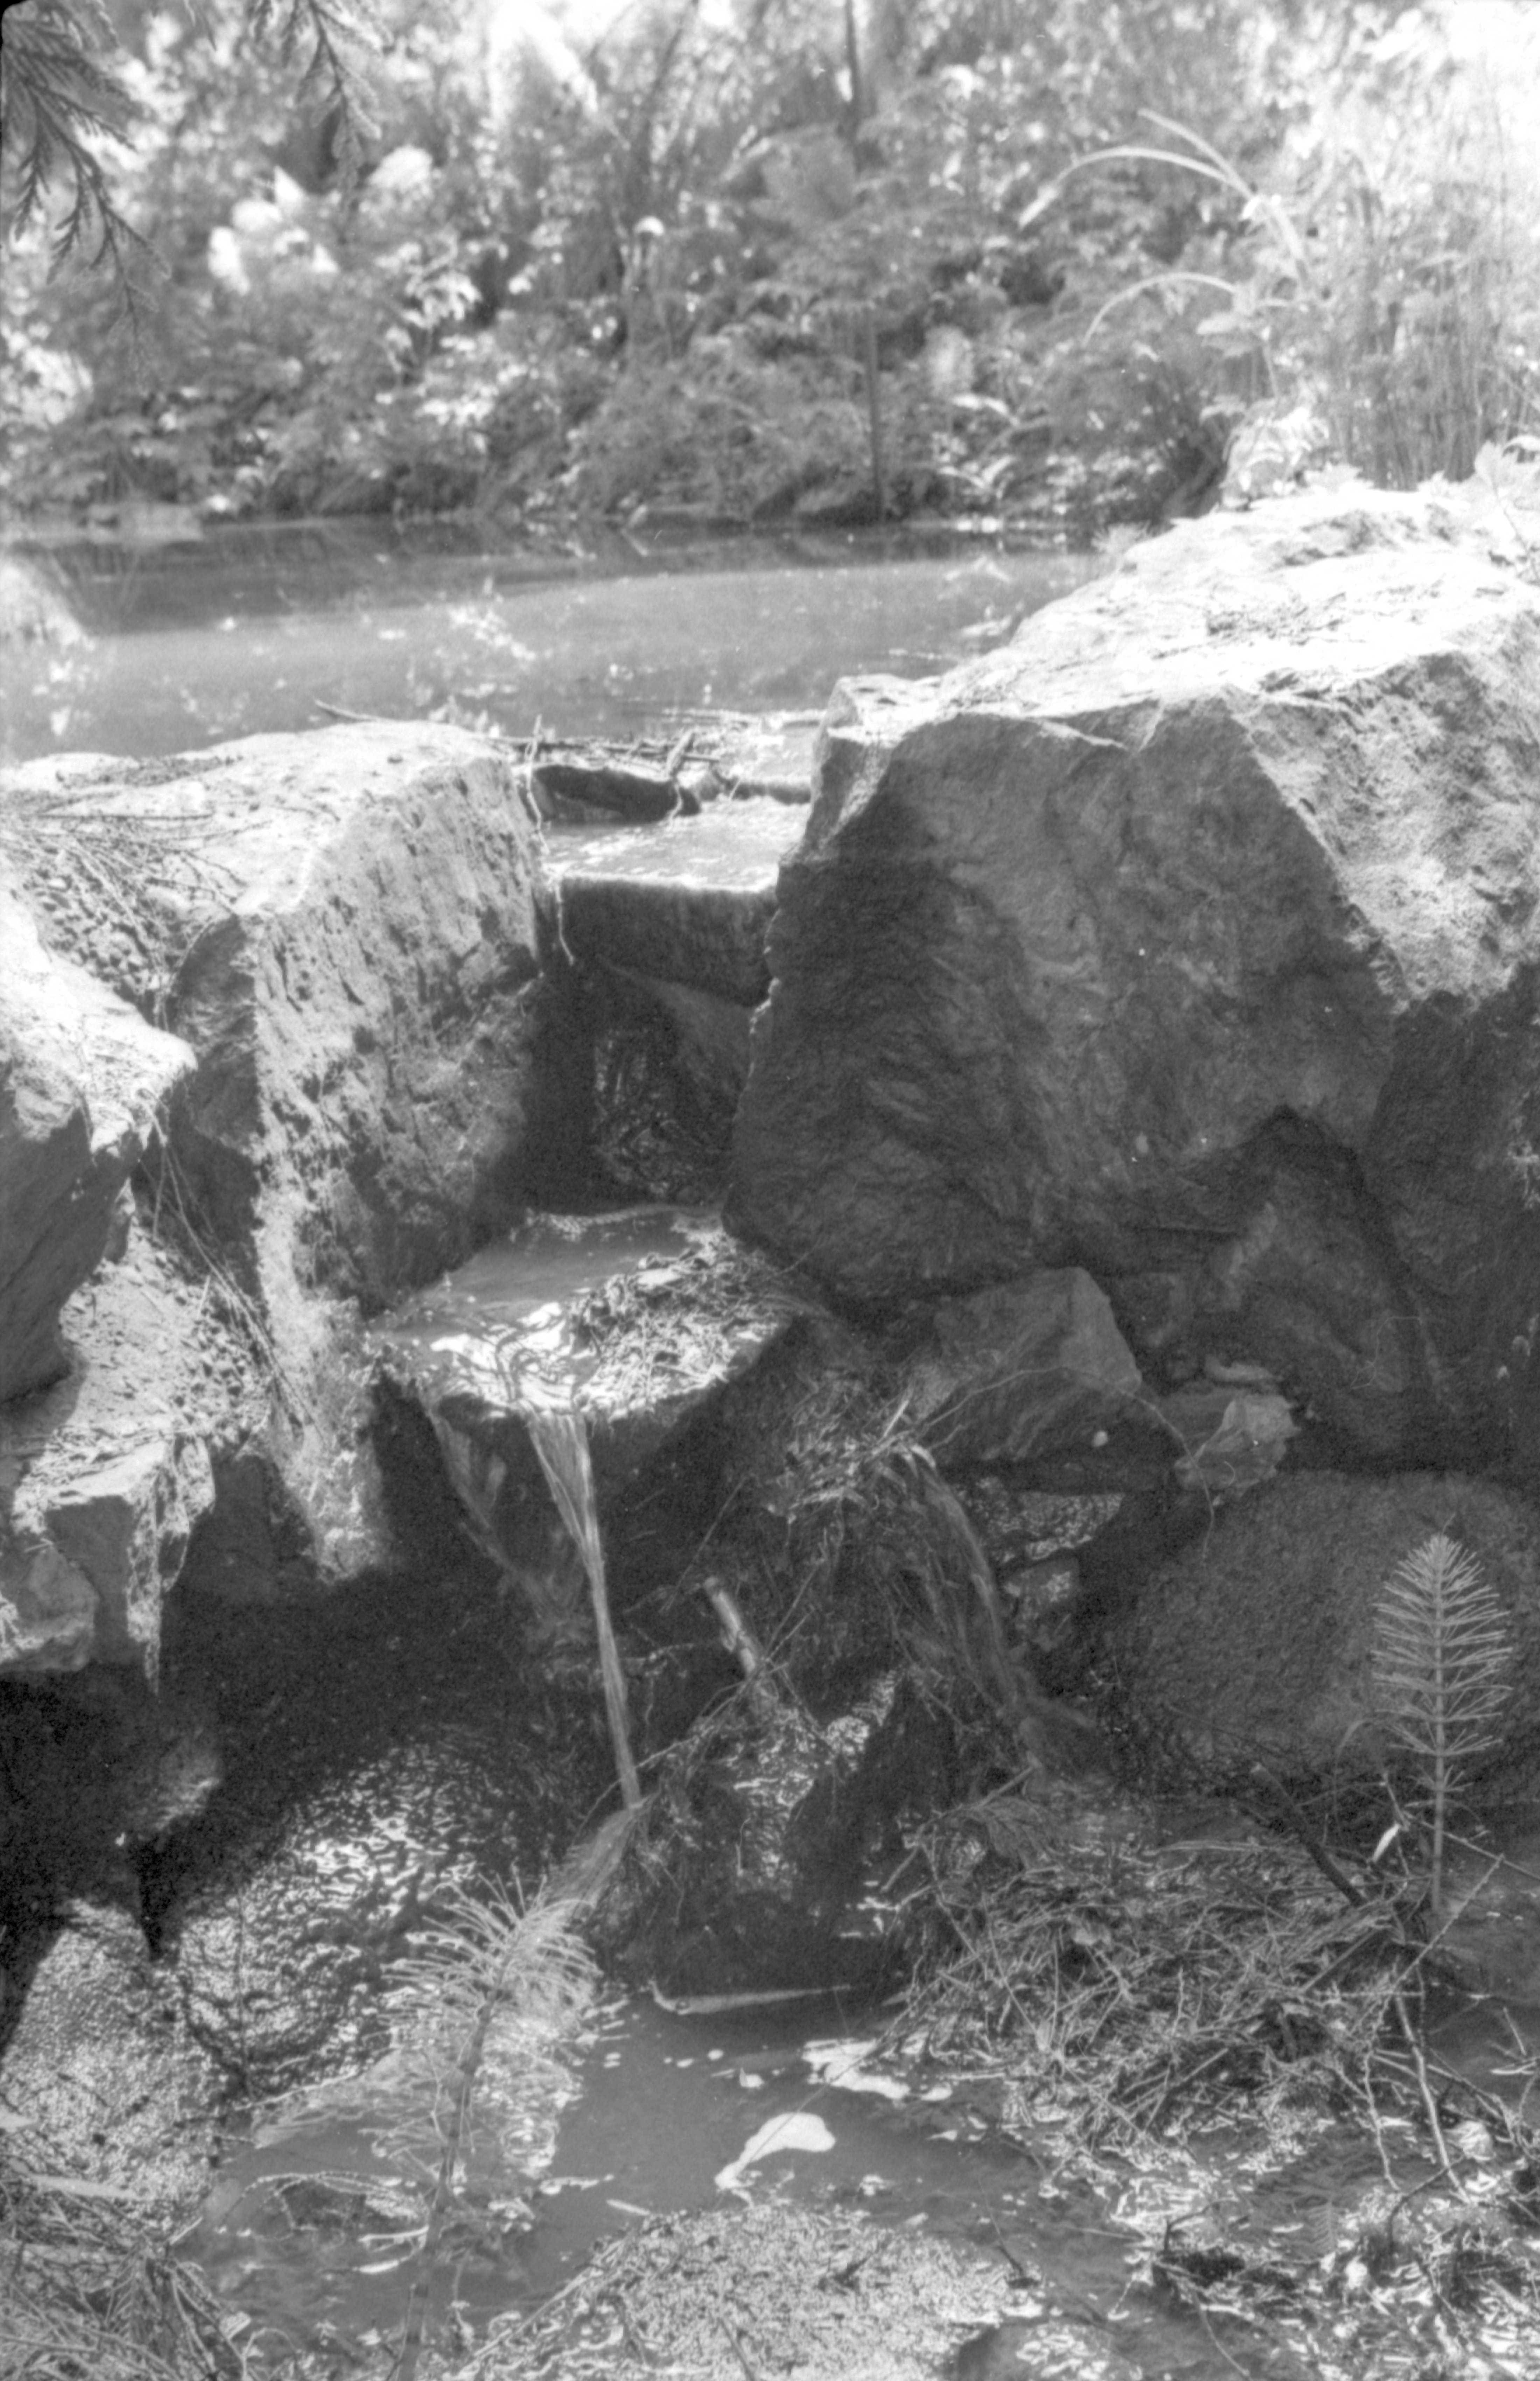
left=18, top=522, right=1540, bottom=2374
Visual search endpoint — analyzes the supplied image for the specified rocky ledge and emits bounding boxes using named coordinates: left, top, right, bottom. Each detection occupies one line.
left=0, top=720, right=572, bottom=1676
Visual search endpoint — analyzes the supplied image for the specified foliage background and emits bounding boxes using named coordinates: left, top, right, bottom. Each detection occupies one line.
left=2, top=0, right=1538, bottom=536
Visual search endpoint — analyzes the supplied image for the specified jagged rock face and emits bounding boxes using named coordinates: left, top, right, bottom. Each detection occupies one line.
left=729, top=487, right=1540, bottom=1467
left=0, top=722, right=569, bottom=1669
left=139, top=720, right=559, bottom=1309
left=0, top=880, right=192, bottom=1403
left=0, top=1219, right=237, bottom=1675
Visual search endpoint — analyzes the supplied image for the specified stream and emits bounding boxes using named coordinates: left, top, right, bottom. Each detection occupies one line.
left=10, top=520, right=1538, bottom=2377
left=1, top=520, right=1091, bottom=763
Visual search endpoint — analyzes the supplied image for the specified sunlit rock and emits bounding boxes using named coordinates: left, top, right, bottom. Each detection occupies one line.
left=0, top=876, right=192, bottom=1404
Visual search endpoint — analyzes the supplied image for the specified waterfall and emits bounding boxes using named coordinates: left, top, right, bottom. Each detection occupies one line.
left=522, top=1400, right=642, bottom=1810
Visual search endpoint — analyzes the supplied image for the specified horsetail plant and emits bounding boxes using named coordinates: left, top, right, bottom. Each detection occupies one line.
left=378, top=1876, right=597, bottom=2381
left=1372, top=1532, right=1513, bottom=1918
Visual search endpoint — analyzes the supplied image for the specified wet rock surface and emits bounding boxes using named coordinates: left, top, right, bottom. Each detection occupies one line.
left=378, top=1215, right=795, bottom=1624
left=729, top=483, right=1540, bottom=1470
left=549, top=801, right=799, bottom=1201
left=886, top=1269, right=1144, bottom=1470
left=0, top=1900, right=222, bottom=2223
left=140, top=1560, right=610, bottom=2094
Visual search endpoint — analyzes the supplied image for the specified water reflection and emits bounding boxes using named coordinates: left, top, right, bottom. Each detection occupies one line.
left=1, top=527, right=1091, bottom=763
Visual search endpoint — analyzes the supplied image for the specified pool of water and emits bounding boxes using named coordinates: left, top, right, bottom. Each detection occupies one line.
left=192, top=1990, right=1253, bottom=2378
left=545, top=796, right=803, bottom=889
left=374, top=1204, right=715, bottom=1370
left=2, top=523, right=1090, bottom=762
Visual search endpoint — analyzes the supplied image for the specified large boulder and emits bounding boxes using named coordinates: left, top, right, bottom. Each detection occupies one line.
left=0, top=877, right=192, bottom=1402
left=1107, top=1469, right=1540, bottom=1799
left=728, top=485, right=1540, bottom=1468
left=2, top=724, right=573, bottom=1587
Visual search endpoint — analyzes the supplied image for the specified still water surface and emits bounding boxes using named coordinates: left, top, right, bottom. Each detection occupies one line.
left=3, top=520, right=1091, bottom=762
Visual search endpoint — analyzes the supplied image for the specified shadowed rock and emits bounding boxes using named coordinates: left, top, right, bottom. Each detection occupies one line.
left=729, top=485, right=1540, bottom=1467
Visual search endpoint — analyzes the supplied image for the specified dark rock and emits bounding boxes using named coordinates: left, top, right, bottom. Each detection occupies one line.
left=586, top=967, right=754, bottom=1203
left=728, top=485, right=1540, bottom=1469
left=887, top=1269, right=1143, bottom=1469
left=139, top=1561, right=607, bottom=2091
left=594, top=1677, right=950, bottom=1997
left=533, top=755, right=692, bottom=821
left=1107, top=1468, right=1540, bottom=1795
left=551, top=799, right=800, bottom=1199
left=378, top=1219, right=793, bottom=1627
left=552, top=806, right=791, bottom=1006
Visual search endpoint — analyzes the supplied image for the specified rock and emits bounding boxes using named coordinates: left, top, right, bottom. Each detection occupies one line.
left=2, top=723, right=575, bottom=1588
left=1108, top=1469, right=1540, bottom=1795
left=1, top=1212, right=241, bottom=1676
left=551, top=799, right=800, bottom=1199
left=728, top=484, right=1540, bottom=1468
left=0, top=1901, right=221, bottom=2223
left=585, top=967, right=755, bottom=1202
left=889, top=1269, right=1144, bottom=1469
left=0, top=1665, right=219, bottom=1913
left=553, top=819, right=785, bottom=1007
left=380, top=1219, right=792, bottom=1625
left=594, top=1679, right=932, bottom=1998
left=532, top=754, right=693, bottom=820
left=140, top=1561, right=608, bottom=2092
left=0, top=877, right=193, bottom=1402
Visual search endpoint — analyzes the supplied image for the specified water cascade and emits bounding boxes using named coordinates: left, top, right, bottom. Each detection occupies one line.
left=522, top=1399, right=642, bottom=1810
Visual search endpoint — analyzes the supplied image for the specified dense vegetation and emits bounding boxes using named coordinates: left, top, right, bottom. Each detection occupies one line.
left=3, top=0, right=1538, bottom=539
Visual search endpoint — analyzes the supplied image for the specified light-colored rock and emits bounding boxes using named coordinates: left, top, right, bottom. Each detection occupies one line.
left=729, top=483, right=1540, bottom=1467
left=1, top=1212, right=240, bottom=1676
left=0, top=875, right=194, bottom=1402
left=2, top=722, right=566, bottom=1589
left=0, top=1901, right=220, bottom=2222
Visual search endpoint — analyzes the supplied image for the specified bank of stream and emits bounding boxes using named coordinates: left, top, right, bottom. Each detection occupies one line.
left=5, top=520, right=1540, bottom=2381
left=131, top=1198, right=1540, bottom=2381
